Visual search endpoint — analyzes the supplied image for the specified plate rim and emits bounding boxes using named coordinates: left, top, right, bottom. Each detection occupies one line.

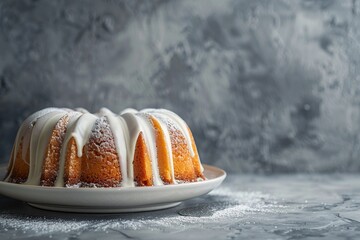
left=0, top=164, right=226, bottom=212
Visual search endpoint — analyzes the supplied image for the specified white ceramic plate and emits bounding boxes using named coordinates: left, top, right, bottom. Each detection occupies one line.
left=0, top=164, right=226, bottom=213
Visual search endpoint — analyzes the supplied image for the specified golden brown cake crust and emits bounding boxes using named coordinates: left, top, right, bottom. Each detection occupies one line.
left=133, top=132, right=153, bottom=186
left=41, top=114, right=69, bottom=186
left=149, top=115, right=173, bottom=184
left=8, top=139, right=30, bottom=183
left=81, top=117, right=121, bottom=187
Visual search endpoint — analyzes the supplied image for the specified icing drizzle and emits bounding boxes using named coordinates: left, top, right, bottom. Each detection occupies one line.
left=5, top=108, right=202, bottom=187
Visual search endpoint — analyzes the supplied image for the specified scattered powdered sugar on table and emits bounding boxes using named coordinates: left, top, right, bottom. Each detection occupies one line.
left=0, top=186, right=285, bottom=236
left=0, top=215, right=92, bottom=234
left=99, top=189, right=285, bottom=232
left=2, top=175, right=360, bottom=239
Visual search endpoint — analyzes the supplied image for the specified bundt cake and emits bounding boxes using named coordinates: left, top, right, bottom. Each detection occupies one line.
left=4, top=108, right=205, bottom=187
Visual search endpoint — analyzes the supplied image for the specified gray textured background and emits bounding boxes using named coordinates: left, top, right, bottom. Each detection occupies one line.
left=0, top=0, right=359, bottom=173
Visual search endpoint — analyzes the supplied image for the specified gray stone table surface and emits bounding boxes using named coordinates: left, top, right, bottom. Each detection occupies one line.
left=1, top=174, right=360, bottom=240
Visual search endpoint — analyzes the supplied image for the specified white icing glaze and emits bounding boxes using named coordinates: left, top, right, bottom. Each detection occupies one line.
left=120, top=108, right=138, bottom=115
left=6, top=107, right=203, bottom=187
left=151, top=114, right=177, bottom=184
left=25, top=112, right=66, bottom=185
left=136, top=114, right=163, bottom=186
left=75, top=108, right=89, bottom=113
left=121, top=112, right=139, bottom=187
left=99, top=108, right=132, bottom=187
left=70, top=113, right=98, bottom=158
left=54, top=112, right=83, bottom=187
left=5, top=108, right=66, bottom=182
left=141, top=109, right=195, bottom=157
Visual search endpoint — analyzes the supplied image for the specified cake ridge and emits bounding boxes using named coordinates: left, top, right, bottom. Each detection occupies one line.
left=135, top=113, right=163, bottom=186
left=25, top=112, right=66, bottom=185
left=54, top=112, right=83, bottom=187
left=99, top=108, right=131, bottom=187
left=141, top=109, right=195, bottom=157
left=5, top=108, right=68, bottom=182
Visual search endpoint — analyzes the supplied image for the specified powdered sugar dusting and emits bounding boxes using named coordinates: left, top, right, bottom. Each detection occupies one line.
left=0, top=186, right=284, bottom=236
left=2, top=175, right=360, bottom=239
left=0, top=215, right=91, bottom=234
